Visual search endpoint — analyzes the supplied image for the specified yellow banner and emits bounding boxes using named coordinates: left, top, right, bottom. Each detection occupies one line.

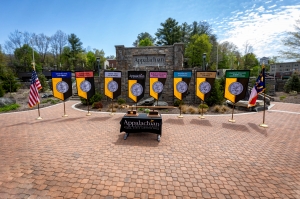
left=76, top=77, right=87, bottom=99
left=52, top=78, right=64, bottom=100
left=196, top=77, right=205, bottom=101
left=105, top=77, right=113, bottom=99
left=128, top=80, right=137, bottom=102
left=150, top=78, right=158, bottom=100
left=173, top=78, right=182, bottom=100
left=224, top=78, right=237, bottom=103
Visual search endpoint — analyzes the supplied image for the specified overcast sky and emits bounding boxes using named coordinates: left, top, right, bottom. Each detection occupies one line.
left=1, top=0, right=299, bottom=61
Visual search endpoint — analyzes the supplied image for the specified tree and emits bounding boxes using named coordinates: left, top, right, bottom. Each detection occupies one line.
left=190, top=21, right=214, bottom=37
left=34, top=33, right=50, bottom=64
left=216, top=41, right=238, bottom=69
left=280, top=18, right=300, bottom=61
left=138, top=38, right=154, bottom=46
left=185, top=34, right=212, bottom=68
left=244, top=53, right=258, bottom=69
left=67, top=33, right=83, bottom=69
left=86, top=51, right=96, bottom=70
left=155, top=18, right=181, bottom=45
left=14, top=44, right=40, bottom=72
left=180, top=22, right=191, bottom=43
left=50, top=30, right=68, bottom=65
left=284, top=73, right=300, bottom=93
left=133, top=32, right=156, bottom=47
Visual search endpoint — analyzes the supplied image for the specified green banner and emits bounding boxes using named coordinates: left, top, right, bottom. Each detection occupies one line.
left=225, top=70, right=250, bottom=78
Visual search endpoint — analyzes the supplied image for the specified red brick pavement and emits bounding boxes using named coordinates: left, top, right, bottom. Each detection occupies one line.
left=0, top=101, right=299, bottom=199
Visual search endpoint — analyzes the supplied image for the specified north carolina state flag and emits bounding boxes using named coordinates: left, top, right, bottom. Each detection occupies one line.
left=75, top=71, right=95, bottom=100
left=51, top=71, right=72, bottom=101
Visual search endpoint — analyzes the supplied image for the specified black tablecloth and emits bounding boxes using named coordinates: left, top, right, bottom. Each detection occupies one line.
left=120, top=113, right=162, bottom=136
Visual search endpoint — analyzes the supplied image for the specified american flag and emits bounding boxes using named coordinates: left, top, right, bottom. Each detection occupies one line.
left=28, top=70, right=42, bottom=107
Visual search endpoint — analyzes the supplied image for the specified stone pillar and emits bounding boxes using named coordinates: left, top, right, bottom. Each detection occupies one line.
left=173, top=43, right=185, bottom=70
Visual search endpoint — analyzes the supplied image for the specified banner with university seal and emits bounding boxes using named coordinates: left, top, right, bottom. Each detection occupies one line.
left=104, top=71, right=122, bottom=99
left=195, top=71, right=216, bottom=101
left=173, top=70, right=192, bottom=100
left=224, top=70, right=250, bottom=103
left=51, top=71, right=72, bottom=101
left=149, top=71, right=167, bottom=100
left=128, top=71, right=146, bottom=103
left=75, top=71, right=95, bottom=100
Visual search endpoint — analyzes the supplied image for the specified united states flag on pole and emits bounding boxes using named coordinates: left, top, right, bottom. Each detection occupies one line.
left=28, top=70, right=42, bottom=107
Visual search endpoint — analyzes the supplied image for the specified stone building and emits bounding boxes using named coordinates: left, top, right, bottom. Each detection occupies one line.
left=111, top=43, right=200, bottom=104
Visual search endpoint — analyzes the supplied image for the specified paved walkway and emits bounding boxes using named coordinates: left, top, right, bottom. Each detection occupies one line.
left=0, top=101, right=299, bottom=199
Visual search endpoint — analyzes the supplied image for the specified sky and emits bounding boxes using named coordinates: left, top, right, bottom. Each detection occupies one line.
left=1, top=0, right=300, bottom=61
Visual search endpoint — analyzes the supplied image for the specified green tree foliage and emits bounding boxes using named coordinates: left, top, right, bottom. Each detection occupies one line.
left=185, top=34, right=212, bottom=68
left=133, top=32, right=156, bottom=47
left=244, top=53, right=258, bottom=69
left=280, top=18, right=300, bottom=61
left=155, top=18, right=181, bottom=45
left=37, top=73, right=49, bottom=92
left=284, top=73, right=300, bottom=92
left=80, top=92, right=103, bottom=105
left=0, top=67, right=20, bottom=93
left=0, top=84, right=4, bottom=97
left=86, top=51, right=96, bottom=70
left=180, top=22, right=191, bottom=43
left=138, top=38, right=154, bottom=47
left=14, top=44, right=40, bottom=72
left=68, top=33, right=83, bottom=68
left=205, top=78, right=224, bottom=106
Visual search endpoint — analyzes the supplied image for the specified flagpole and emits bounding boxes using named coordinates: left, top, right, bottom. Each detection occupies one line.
left=32, top=45, right=42, bottom=120
left=62, top=101, right=68, bottom=117
left=228, top=103, right=235, bottom=123
left=259, top=62, right=268, bottom=128
left=260, top=92, right=268, bottom=128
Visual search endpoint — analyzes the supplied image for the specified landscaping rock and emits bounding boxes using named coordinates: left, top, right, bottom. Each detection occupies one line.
left=0, top=97, right=17, bottom=107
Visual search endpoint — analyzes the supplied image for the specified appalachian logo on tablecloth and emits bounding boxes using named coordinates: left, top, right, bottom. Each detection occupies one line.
left=51, top=71, right=72, bottom=101
left=75, top=71, right=95, bottom=100
left=128, top=71, right=146, bottom=103
left=195, top=71, right=216, bottom=101
left=173, top=71, right=192, bottom=100
left=224, top=70, right=250, bottom=103
left=149, top=71, right=167, bottom=100
left=104, top=71, right=122, bottom=99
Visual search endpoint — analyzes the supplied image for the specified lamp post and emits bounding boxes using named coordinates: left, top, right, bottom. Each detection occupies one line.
left=96, top=57, right=101, bottom=92
left=202, top=53, right=206, bottom=71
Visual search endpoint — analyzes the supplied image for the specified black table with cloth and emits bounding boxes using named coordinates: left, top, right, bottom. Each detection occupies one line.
left=120, top=113, right=162, bottom=141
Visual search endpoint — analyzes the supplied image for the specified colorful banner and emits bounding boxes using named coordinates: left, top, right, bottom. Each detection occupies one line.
left=128, top=71, right=146, bottom=102
left=104, top=71, right=122, bottom=99
left=173, top=70, right=192, bottom=100
left=75, top=71, right=95, bottom=100
left=196, top=71, right=216, bottom=101
left=224, top=70, right=250, bottom=103
left=51, top=71, right=72, bottom=101
left=149, top=71, right=167, bottom=100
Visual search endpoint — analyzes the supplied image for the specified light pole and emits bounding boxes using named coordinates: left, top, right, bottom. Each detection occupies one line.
left=202, top=53, right=206, bottom=71
left=96, top=57, right=101, bottom=92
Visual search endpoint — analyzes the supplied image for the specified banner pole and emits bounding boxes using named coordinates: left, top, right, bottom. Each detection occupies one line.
left=177, top=100, right=183, bottom=118
left=228, top=103, right=235, bottom=123
left=110, top=99, right=114, bottom=115
left=86, top=99, right=91, bottom=116
left=62, top=101, right=68, bottom=117
left=199, top=100, right=205, bottom=119
left=36, top=103, right=42, bottom=120
left=260, top=92, right=268, bottom=128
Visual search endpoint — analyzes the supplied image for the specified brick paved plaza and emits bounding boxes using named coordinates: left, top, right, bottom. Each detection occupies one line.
left=0, top=101, right=299, bottom=199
